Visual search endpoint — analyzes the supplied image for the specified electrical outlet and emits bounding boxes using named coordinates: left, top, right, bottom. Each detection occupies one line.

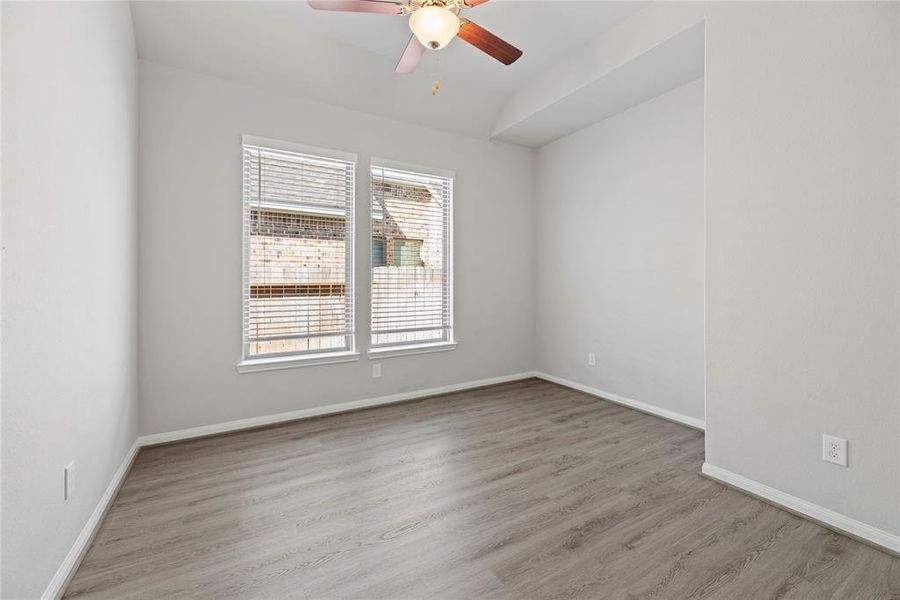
left=64, top=461, right=76, bottom=500
left=372, top=363, right=382, bottom=379
left=587, top=352, right=596, bottom=367
left=822, top=434, right=848, bottom=467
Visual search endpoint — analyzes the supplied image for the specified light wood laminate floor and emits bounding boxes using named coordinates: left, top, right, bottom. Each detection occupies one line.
left=65, top=379, right=900, bottom=599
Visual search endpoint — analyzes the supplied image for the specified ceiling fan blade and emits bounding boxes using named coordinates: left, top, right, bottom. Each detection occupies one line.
left=461, top=0, right=491, bottom=6
left=457, top=19, right=523, bottom=65
left=307, top=0, right=404, bottom=14
left=395, top=35, right=426, bottom=73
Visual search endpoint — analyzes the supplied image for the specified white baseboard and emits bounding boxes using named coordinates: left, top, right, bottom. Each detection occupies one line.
left=42, top=441, right=141, bottom=600
left=533, top=371, right=705, bottom=431
left=137, top=371, right=537, bottom=446
left=702, top=462, right=900, bottom=556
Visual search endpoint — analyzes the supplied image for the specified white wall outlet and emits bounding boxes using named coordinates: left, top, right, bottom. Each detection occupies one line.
left=64, top=461, right=76, bottom=500
left=372, top=363, right=382, bottom=379
left=587, top=352, right=596, bottom=367
left=822, top=434, right=848, bottom=467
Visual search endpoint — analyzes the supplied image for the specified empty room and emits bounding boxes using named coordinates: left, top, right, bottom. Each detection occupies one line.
left=2, top=0, right=899, bottom=598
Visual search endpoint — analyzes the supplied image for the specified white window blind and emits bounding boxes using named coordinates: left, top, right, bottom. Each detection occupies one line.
left=242, top=140, right=355, bottom=359
left=370, top=163, right=453, bottom=348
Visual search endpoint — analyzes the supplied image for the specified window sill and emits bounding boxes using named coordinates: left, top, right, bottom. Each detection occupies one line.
left=367, top=341, right=458, bottom=360
left=236, top=351, right=360, bottom=373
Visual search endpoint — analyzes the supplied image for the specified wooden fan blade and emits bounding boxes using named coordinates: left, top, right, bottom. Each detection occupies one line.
left=307, top=0, right=404, bottom=14
left=395, top=35, right=426, bottom=73
left=461, top=0, right=491, bottom=7
left=457, top=19, right=522, bottom=65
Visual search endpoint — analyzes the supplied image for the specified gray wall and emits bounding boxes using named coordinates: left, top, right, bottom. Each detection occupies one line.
left=138, top=61, right=536, bottom=435
left=535, top=79, right=705, bottom=423
left=1, top=3, right=139, bottom=597
left=702, top=1, right=899, bottom=536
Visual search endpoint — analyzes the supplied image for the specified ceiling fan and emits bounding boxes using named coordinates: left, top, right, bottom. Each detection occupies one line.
left=307, top=0, right=523, bottom=73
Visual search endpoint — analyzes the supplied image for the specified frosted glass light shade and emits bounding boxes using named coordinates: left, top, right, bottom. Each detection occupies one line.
left=409, top=6, right=460, bottom=50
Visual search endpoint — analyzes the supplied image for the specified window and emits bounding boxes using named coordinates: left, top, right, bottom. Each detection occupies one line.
left=370, top=161, right=453, bottom=349
left=371, top=238, right=386, bottom=267
left=391, top=239, right=424, bottom=267
left=242, top=136, right=355, bottom=362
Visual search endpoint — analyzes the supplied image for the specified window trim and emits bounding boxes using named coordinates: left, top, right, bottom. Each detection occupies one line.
left=237, top=350, right=361, bottom=373
left=368, top=157, right=455, bottom=353
left=240, top=134, right=357, bottom=367
left=366, top=341, right=457, bottom=360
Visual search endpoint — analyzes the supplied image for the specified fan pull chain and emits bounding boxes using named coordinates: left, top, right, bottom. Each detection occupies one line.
left=430, top=49, right=443, bottom=96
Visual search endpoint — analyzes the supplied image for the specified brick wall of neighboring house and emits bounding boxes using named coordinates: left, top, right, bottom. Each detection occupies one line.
left=250, top=210, right=347, bottom=284
left=373, top=180, right=432, bottom=203
left=371, top=180, right=446, bottom=346
left=372, top=180, right=443, bottom=270
left=247, top=176, right=447, bottom=354
left=248, top=209, right=348, bottom=355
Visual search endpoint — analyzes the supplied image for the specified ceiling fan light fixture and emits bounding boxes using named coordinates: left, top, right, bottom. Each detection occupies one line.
left=409, top=5, right=460, bottom=50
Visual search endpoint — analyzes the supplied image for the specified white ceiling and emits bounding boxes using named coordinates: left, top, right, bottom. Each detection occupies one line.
left=493, top=21, right=704, bottom=147
left=130, top=1, right=647, bottom=140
